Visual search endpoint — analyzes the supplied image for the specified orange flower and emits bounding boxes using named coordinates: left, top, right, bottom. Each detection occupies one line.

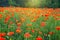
left=45, top=14, right=50, bottom=17
left=0, top=33, right=6, bottom=37
left=24, top=32, right=31, bottom=38
left=31, top=30, right=35, bottom=33
left=40, top=22, right=46, bottom=27
left=17, top=22, right=21, bottom=27
left=31, top=19, right=36, bottom=22
left=36, top=36, right=43, bottom=40
left=48, top=32, right=54, bottom=35
left=16, top=29, right=21, bottom=33
left=4, top=15, right=10, bottom=23
left=0, top=8, right=5, bottom=12
left=20, top=17, right=25, bottom=22
left=47, top=8, right=53, bottom=12
left=55, top=8, right=60, bottom=12
left=34, top=15, right=39, bottom=19
left=7, top=32, right=14, bottom=36
left=56, top=14, right=60, bottom=16
left=0, top=14, right=3, bottom=19
left=56, top=26, right=60, bottom=30
left=55, top=18, right=60, bottom=20
left=26, top=13, right=31, bottom=17
left=0, top=37, right=6, bottom=40
left=11, top=13, right=14, bottom=17
left=15, top=9, right=20, bottom=12
left=26, top=24, right=32, bottom=26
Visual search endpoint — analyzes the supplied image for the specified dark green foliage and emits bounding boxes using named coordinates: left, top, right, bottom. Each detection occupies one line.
left=0, top=0, right=60, bottom=8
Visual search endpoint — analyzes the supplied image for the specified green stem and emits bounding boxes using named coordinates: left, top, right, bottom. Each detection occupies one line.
left=25, top=38, right=28, bottom=40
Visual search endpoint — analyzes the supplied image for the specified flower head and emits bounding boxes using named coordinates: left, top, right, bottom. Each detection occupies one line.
left=24, top=32, right=31, bottom=38
left=0, top=37, right=6, bottom=40
left=31, top=30, right=35, bottom=33
left=16, top=29, right=21, bottom=33
left=48, top=32, right=54, bottom=35
left=36, top=36, right=43, bottom=40
left=0, top=33, right=6, bottom=37
left=0, top=14, right=3, bottom=19
left=40, top=22, right=46, bottom=27
left=56, top=26, right=60, bottom=30
left=7, top=32, right=14, bottom=36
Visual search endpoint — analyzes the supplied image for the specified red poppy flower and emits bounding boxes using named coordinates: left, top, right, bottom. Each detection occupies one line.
left=31, top=30, right=35, bottom=33
left=45, top=14, right=49, bottom=17
left=24, top=32, right=31, bottom=38
left=40, top=22, right=46, bottom=27
left=0, top=37, right=6, bottom=40
left=17, top=22, right=21, bottom=27
left=16, top=29, right=21, bottom=33
left=7, top=32, right=14, bottom=36
left=0, top=33, right=6, bottom=37
left=56, top=26, right=60, bottom=30
left=4, top=15, right=10, bottom=23
left=0, top=14, right=3, bottom=19
left=36, top=37, right=43, bottom=40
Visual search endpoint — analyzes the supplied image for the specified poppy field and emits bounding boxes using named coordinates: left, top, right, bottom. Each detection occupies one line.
left=0, top=7, right=60, bottom=40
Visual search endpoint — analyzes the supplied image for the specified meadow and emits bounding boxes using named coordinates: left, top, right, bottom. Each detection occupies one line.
left=0, top=7, right=60, bottom=40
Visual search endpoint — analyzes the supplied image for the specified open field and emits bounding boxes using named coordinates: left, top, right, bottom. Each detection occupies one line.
left=0, top=7, right=60, bottom=40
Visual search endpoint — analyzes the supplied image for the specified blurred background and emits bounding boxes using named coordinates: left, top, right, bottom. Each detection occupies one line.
left=0, top=0, right=60, bottom=8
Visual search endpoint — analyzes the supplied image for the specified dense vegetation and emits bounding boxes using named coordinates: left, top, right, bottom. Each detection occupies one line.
left=0, top=0, right=60, bottom=8
left=0, top=7, right=60, bottom=40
